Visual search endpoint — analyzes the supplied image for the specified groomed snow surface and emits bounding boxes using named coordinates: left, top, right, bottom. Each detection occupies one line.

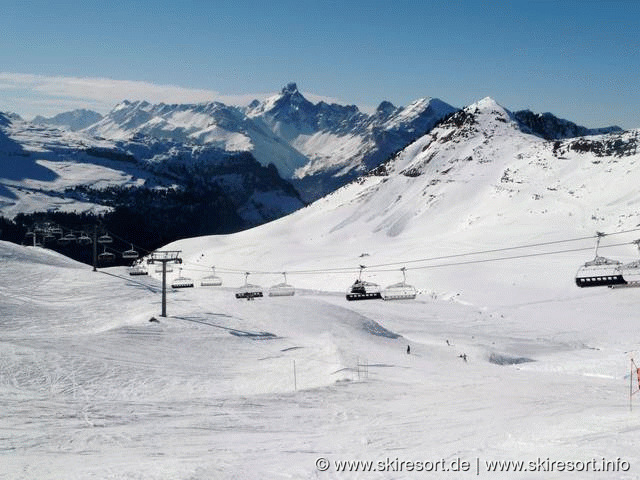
left=3, top=98, right=640, bottom=478
left=2, top=237, right=640, bottom=479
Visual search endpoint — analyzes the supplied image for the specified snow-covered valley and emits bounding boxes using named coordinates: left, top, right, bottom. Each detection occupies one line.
left=2, top=234, right=640, bottom=479
left=3, top=96, right=640, bottom=479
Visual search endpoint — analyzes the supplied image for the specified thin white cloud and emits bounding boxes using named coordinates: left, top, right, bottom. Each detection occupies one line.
left=0, top=72, right=224, bottom=105
left=0, top=72, right=372, bottom=118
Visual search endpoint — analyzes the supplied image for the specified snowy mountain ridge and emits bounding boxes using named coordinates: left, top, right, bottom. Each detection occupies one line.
left=0, top=89, right=633, bottom=242
left=514, top=109, right=623, bottom=140
left=33, top=109, right=104, bottom=132
left=80, top=84, right=623, bottom=202
left=82, top=83, right=458, bottom=200
left=158, top=96, right=640, bottom=307
left=0, top=114, right=304, bottom=231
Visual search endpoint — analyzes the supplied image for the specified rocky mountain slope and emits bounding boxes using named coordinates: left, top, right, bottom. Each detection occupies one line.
left=0, top=113, right=304, bottom=239
left=160, top=96, right=640, bottom=306
left=83, top=83, right=458, bottom=201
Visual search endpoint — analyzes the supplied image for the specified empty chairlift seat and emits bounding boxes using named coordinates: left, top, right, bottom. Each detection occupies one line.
left=128, top=260, right=148, bottom=276
left=171, top=268, right=194, bottom=288
left=201, top=266, right=223, bottom=287
left=575, top=232, right=625, bottom=287
left=268, top=272, right=295, bottom=297
left=98, top=246, right=116, bottom=263
left=614, top=239, right=640, bottom=288
left=97, top=234, right=112, bottom=244
left=122, top=245, right=139, bottom=259
left=381, top=267, right=417, bottom=300
left=76, top=232, right=92, bottom=245
left=236, top=272, right=263, bottom=300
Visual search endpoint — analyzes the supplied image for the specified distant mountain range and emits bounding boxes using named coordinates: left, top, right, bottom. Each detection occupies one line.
left=81, top=83, right=459, bottom=201
left=33, top=109, right=104, bottom=131
left=170, top=95, right=638, bottom=304
left=0, top=111, right=304, bottom=248
left=0, top=84, right=628, bottom=257
left=34, top=83, right=621, bottom=204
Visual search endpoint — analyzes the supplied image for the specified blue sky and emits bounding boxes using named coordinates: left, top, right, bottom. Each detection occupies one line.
left=0, top=0, right=638, bottom=128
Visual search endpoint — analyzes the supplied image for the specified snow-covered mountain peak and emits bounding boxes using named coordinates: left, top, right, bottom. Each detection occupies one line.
left=375, top=96, right=533, bottom=184
left=0, top=112, right=13, bottom=127
left=251, top=82, right=316, bottom=119
left=113, top=99, right=133, bottom=110
left=467, top=96, right=512, bottom=120
left=429, top=96, right=520, bottom=139
left=111, top=99, right=152, bottom=113
left=392, top=97, right=433, bottom=120
left=383, top=97, right=454, bottom=130
left=375, top=100, right=397, bottom=117
left=281, top=82, right=299, bottom=95
left=0, top=111, right=23, bottom=127
left=32, top=109, right=103, bottom=132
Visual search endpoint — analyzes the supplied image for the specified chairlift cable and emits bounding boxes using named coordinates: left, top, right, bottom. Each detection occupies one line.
left=179, top=238, right=638, bottom=277
left=212, top=228, right=640, bottom=275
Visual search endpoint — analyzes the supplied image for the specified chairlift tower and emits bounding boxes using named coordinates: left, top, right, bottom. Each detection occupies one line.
left=147, top=250, right=182, bottom=317
left=92, top=225, right=98, bottom=271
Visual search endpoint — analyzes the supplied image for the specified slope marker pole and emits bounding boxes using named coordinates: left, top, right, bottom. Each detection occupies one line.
left=293, top=360, right=297, bottom=391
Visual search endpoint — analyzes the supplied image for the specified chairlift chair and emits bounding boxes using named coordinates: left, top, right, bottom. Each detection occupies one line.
left=97, top=234, right=113, bottom=244
left=57, top=232, right=76, bottom=245
left=77, top=232, right=92, bottom=245
left=171, top=268, right=194, bottom=288
left=128, top=261, right=148, bottom=276
left=575, top=232, right=625, bottom=287
left=235, top=272, right=263, bottom=300
left=616, top=239, right=640, bottom=288
left=122, top=245, right=139, bottom=259
left=268, top=272, right=295, bottom=297
left=381, top=267, right=417, bottom=300
left=346, top=265, right=382, bottom=301
left=98, top=246, right=115, bottom=263
left=200, top=266, right=223, bottom=287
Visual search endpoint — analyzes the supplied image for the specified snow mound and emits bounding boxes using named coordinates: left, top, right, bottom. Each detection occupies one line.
left=488, top=352, right=535, bottom=366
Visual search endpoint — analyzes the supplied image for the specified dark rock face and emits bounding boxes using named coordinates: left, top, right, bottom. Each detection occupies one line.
left=514, top=110, right=622, bottom=140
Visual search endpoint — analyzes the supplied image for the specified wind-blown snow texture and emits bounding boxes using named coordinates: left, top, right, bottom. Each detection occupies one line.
left=3, top=97, right=640, bottom=479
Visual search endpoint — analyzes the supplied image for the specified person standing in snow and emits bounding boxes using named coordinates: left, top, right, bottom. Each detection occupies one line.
left=407, top=345, right=411, bottom=354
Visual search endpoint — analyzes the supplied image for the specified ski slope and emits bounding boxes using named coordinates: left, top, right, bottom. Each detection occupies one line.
left=3, top=240, right=640, bottom=477
left=3, top=97, right=640, bottom=479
